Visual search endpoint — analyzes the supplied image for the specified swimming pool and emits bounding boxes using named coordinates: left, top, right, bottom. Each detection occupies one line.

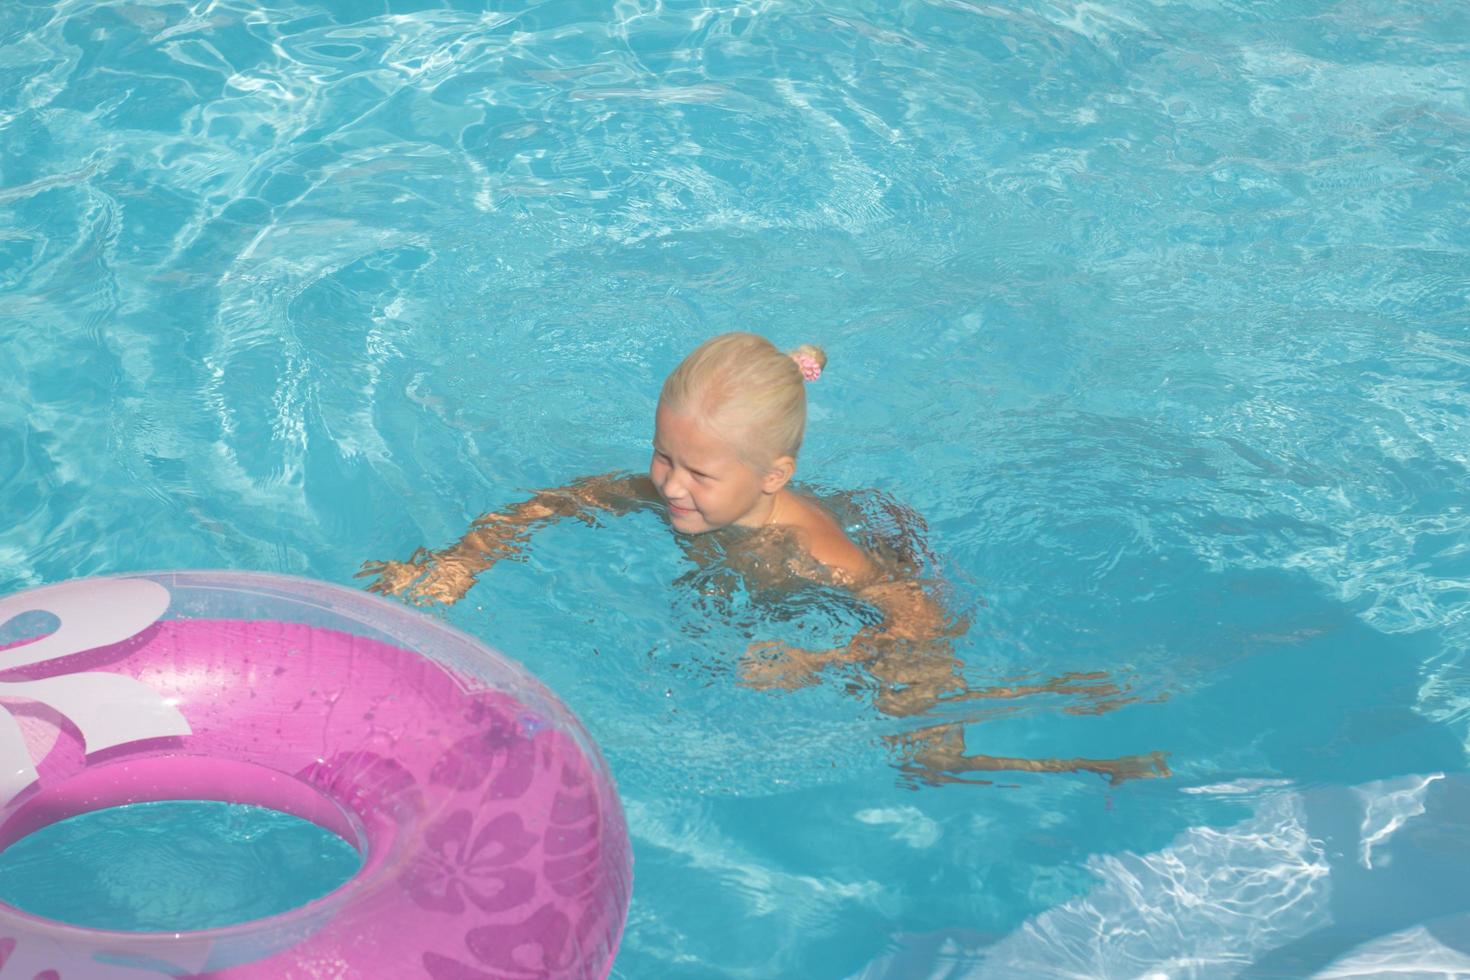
left=2, top=0, right=1467, bottom=975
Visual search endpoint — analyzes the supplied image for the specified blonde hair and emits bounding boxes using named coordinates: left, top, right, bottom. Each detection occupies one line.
left=660, top=332, right=828, bottom=467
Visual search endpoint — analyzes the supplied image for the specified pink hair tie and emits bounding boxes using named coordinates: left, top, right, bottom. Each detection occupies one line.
left=791, top=353, right=822, bottom=381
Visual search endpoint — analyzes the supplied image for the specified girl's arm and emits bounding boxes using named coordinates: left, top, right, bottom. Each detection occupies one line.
left=357, top=473, right=657, bottom=606
left=743, top=579, right=1131, bottom=713
left=740, top=576, right=961, bottom=691
left=742, top=578, right=1169, bottom=784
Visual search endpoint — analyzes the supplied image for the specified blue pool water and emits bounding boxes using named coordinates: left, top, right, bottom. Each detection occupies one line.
left=0, top=801, right=361, bottom=932
left=1, top=0, right=1467, bottom=976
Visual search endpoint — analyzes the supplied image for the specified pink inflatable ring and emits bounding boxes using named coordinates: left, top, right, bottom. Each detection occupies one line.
left=0, top=572, right=631, bottom=978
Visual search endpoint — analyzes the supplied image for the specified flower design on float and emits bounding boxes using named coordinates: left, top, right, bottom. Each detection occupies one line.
left=404, top=809, right=538, bottom=915
left=430, top=699, right=539, bottom=800
left=421, top=903, right=575, bottom=980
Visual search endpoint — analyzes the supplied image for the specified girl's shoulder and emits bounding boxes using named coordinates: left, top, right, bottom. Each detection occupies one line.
left=785, top=492, right=873, bottom=584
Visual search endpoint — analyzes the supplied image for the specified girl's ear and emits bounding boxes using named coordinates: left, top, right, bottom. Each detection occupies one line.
left=762, top=455, right=796, bottom=494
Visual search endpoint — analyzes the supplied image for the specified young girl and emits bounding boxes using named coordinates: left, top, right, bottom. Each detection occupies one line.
left=359, top=332, right=1168, bottom=785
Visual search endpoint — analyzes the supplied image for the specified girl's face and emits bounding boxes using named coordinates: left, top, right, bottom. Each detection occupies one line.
left=650, top=403, right=776, bottom=534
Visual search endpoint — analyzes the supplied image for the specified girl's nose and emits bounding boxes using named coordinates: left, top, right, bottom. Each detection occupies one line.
left=661, top=470, right=688, bottom=499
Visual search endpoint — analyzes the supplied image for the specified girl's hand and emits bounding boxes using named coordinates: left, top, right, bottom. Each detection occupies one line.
left=739, top=641, right=827, bottom=690
left=356, top=548, right=475, bottom=607
left=356, top=550, right=431, bottom=598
